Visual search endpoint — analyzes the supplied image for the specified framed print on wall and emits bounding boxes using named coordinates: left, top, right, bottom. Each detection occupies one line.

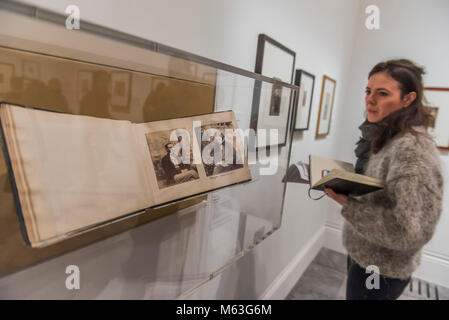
left=250, top=34, right=296, bottom=149
left=293, top=69, right=315, bottom=131
left=316, top=75, right=336, bottom=138
left=424, top=87, right=449, bottom=150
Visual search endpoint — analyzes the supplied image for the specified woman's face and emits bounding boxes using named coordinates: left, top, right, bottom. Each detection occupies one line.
left=365, top=72, right=410, bottom=123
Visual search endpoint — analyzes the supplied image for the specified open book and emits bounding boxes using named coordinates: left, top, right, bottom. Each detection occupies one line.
left=0, top=103, right=251, bottom=247
left=309, top=155, right=383, bottom=196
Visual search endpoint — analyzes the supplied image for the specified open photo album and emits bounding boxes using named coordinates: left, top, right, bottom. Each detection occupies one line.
left=0, top=103, right=251, bottom=247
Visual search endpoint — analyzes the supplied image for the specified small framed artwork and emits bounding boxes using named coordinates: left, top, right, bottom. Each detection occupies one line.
left=23, top=60, right=40, bottom=80
left=110, top=71, right=132, bottom=112
left=250, top=34, right=296, bottom=149
left=293, top=70, right=315, bottom=131
left=0, top=63, right=15, bottom=95
left=424, top=87, right=449, bottom=150
left=316, top=75, right=336, bottom=138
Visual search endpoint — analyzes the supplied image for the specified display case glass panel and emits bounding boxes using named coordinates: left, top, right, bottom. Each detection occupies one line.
left=0, top=2, right=298, bottom=299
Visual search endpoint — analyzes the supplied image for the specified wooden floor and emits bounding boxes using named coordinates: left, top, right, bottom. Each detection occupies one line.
left=286, top=248, right=449, bottom=300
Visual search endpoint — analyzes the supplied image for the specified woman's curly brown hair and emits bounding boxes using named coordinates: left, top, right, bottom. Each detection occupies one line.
left=368, top=59, right=433, bottom=153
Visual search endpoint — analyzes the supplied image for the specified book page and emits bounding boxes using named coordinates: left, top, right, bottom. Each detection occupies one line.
left=1, top=104, right=152, bottom=246
left=309, top=154, right=355, bottom=187
left=134, top=111, right=251, bottom=206
left=294, top=161, right=310, bottom=182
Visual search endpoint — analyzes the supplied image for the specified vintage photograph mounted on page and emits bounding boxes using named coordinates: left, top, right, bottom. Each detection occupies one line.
left=0, top=103, right=251, bottom=247
left=135, top=111, right=251, bottom=205
left=309, top=154, right=383, bottom=196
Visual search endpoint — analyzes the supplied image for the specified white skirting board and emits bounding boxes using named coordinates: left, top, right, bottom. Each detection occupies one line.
left=260, top=227, right=325, bottom=300
left=323, top=223, right=449, bottom=289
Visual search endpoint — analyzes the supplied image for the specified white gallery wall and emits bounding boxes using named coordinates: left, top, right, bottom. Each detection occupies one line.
left=1, top=0, right=447, bottom=298
left=326, top=0, right=449, bottom=288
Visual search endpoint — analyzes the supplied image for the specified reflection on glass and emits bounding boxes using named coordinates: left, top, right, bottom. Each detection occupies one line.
left=0, top=46, right=215, bottom=278
left=0, top=41, right=295, bottom=299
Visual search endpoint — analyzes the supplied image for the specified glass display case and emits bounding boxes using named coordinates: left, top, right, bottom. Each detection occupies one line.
left=0, top=1, right=298, bottom=299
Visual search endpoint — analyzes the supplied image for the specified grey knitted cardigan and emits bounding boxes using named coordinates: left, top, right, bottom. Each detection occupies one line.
left=342, top=126, right=444, bottom=280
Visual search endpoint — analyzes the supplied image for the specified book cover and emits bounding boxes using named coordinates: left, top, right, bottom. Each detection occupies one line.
left=309, top=155, right=383, bottom=196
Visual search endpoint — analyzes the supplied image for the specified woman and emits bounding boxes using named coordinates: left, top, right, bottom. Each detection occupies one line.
left=325, top=59, right=444, bottom=300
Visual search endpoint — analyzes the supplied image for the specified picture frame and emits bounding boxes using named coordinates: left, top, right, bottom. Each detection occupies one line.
left=293, top=69, right=315, bottom=131
left=424, top=87, right=449, bottom=150
left=250, top=34, right=296, bottom=149
left=316, top=75, right=336, bottom=138
left=110, top=71, right=132, bottom=112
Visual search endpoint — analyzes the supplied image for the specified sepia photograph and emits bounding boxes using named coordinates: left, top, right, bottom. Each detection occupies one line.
left=269, top=78, right=283, bottom=116
left=200, top=121, right=244, bottom=177
left=145, top=129, right=199, bottom=189
left=139, top=110, right=251, bottom=206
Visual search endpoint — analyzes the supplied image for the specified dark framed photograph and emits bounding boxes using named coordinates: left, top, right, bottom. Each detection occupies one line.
left=250, top=34, right=296, bottom=149
left=424, top=87, right=449, bottom=150
left=200, top=121, right=244, bottom=177
left=293, top=69, right=315, bottom=131
left=316, top=75, right=336, bottom=138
